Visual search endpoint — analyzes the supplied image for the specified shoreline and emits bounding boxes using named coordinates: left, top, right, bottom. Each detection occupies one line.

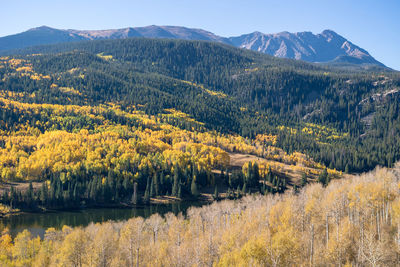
left=0, top=195, right=215, bottom=219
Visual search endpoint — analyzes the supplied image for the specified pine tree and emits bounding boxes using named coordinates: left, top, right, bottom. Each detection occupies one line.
left=153, top=173, right=159, bottom=196
left=228, top=173, right=233, bottom=189
left=177, top=184, right=182, bottom=199
left=144, top=177, right=150, bottom=204
left=26, top=182, right=34, bottom=208
left=2, top=189, right=9, bottom=205
left=300, top=172, right=308, bottom=187
left=242, top=182, right=247, bottom=195
left=318, top=169, right=329, bottom=186
left=293, top=184, right=298, bottom=193
left=213, top=185, right=219, bottom=200
left=191, top=177, right=199, bottom=197
left=262, top=175, right=266, bottom=194
left=89, top=179, right=96, bottom=202
left=235, top=185, right=241, bottom=199
left=329, top=161, right=334, bottom=169
left=172, top=165, right=180, bottom=197
left=150, top=177, right=155, bottom=198
left=10, top=186, right=15, bottom=208
left=159, top=172, right=164, bottom=195
left=123, top=176, right=131, bottom=196
left=268, top=167, right=273, bottom=183
left=252, top=162, right=259, bottom=187
left=264, top=186, right=270, bottom=195
left=131, top=182, right=138, bottom=205
left=73, top=183, right=79, bottom=205
left=345, top=164, right=350, bottom=174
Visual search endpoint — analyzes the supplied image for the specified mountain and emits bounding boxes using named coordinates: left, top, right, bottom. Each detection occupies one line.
left=0, top=25, right=227, bottom=51
left=0, top=26, right=87, bottom=51
left=228, top=30, right=384, bottom=66
left=68, top=25, right=228, bottom=43
left=0, top=26, right=386, bottom=68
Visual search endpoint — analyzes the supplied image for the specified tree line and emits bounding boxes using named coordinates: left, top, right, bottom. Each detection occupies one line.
left=0, top=164, right=398, bottom=266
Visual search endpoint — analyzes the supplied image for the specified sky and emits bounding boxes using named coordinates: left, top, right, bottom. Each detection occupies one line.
left=1, top=0, right=399, bottom=70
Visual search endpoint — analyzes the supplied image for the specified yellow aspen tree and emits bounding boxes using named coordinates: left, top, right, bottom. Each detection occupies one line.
left=58, top=228, right=87, bottom=267
left=0, top=232, right=12, bottom=265
left=119, top=217, right=146, bottom=267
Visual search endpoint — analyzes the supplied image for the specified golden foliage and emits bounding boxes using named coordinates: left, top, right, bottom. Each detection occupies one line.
left=1, top=166, right=398, bottom=266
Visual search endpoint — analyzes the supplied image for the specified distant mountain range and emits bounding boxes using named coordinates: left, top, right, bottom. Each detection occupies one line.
left=0, top=25, right=385, bottom=67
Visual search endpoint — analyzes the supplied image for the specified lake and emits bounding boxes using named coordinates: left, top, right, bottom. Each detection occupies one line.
left=0, top=201, right=205, bottom=238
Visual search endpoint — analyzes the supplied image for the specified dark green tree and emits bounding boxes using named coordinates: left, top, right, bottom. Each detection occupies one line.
left=300, top=172, right=308, bottom=187
left=318, top=168, right=329, bottom=186
left=191, top=177, right=199, bottom=197
left=213, top=185, right=219, bottom=200
left=172, top=165, right=180, bottom=197
left=131, top=182, right=138, bottom=205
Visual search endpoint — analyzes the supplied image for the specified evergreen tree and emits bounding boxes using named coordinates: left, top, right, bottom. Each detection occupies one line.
left=123, top=176, right=131, bottom=196
left=228, top=173, right=233, bottom=189
left=318, top=168, right=329, bottom=186
left=241, top=183, right=247, bottom=195
left=25, top=182, right=34, bottom=208
left=159, top=172, right=165, bottom=195
left=191, top=176, right=199, bottom=197
left=262, top=175, right=266, bottom=194
left=177, top=184, right=182, bottom=199
left=172, top=165, right=180, bottom=197
left=10, top=186, right=15, bottom=208
left=293, top=184, right=298, bottom=193
left=143, top=177, right=150, bottom=204
left=131, top=182, right=138, bottom=205
left=213, top=185, right=219, bottom=200
left=345, top=164, right=350, bottom=174
left=40, top=182, right=48, bottom=205
left=150, top=177, right=155, bottom=198
left=73, top=183, right=79, bottom=204
left=300, top=172, right=308, bottom=187
left=268, top=170, right=273, bottom=183
left=153, top=173, right=159, bottom=196
left=2, top=189, right=9, bottom=205
left=236, top=185, right=240, bottom=198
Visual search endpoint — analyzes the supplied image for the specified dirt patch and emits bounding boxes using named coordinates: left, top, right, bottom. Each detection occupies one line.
left=229, top=153, right=263, bottom=168
left=0, top=181, right=43, bottom=194
left=228, top=152, right=348, bottom=186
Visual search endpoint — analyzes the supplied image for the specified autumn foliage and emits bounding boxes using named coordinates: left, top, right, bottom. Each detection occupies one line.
left=0, top=165, right=399, bottom=266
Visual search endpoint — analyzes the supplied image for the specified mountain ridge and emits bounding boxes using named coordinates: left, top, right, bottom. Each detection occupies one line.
left=0, top=25, right=386, bottom=68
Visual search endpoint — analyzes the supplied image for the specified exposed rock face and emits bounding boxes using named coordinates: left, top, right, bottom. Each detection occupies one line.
left=228, top=29, right=383, bottom=66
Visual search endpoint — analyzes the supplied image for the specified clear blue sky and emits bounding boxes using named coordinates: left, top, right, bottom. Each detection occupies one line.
left=1, top=0, right=399, bottom=69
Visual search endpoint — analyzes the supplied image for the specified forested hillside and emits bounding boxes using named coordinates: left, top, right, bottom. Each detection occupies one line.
left=1, top=38, right=399, bottom=174
left=0, top=165, right=399, bottom=266
left=0, top=92, right=341, bottom=210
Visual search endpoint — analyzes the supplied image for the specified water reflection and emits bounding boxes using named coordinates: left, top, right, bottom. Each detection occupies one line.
left=0, top=201, right=205, bottom=238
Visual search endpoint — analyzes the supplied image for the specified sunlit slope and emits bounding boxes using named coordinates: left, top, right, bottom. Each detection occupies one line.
left=1, top=38, right=400, bottom=174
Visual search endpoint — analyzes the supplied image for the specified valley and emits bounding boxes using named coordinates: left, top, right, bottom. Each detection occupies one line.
left=0, top=28, right=398, bottom=266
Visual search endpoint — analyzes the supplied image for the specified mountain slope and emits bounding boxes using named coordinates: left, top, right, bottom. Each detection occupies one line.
left=1, top=37, right=400, bottom=173
left=0, top=26, right=87, bottom=51
left=0, top=25, right=228, bottom=51
left=229, top=30, right=384, bottom=66
left=68, top=25, right=228, bottom=42
left=0, top=26, right=385, bottom=68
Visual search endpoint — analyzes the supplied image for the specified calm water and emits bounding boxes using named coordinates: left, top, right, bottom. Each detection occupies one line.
left=0, top=201, right=205, bottom=238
